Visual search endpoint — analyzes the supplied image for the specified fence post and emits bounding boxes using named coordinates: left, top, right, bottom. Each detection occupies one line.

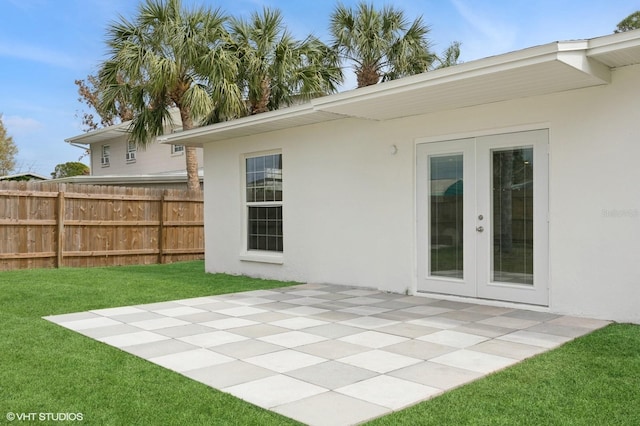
left=56, top=191, right=65, bottom=268
left=158, top=192, right=165, bottom=264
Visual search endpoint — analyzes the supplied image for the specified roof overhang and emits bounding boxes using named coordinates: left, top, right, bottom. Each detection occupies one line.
left=65, top=121, right=130, bottom=145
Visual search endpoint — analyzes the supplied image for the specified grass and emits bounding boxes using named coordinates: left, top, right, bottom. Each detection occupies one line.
left=0, top=261, right=302, bottom=425
left=2, top=261, right=639, bottom=425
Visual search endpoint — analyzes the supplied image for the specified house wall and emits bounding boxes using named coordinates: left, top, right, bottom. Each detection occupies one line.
left=202, top=63, right=640, bottom=323
left=90, top=134, right=203, bottom=176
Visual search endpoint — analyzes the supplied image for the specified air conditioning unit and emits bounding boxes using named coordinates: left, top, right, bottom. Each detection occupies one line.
left=126, top=151, right=136, bottom=161
left=101, top=157, right=110, bottom=166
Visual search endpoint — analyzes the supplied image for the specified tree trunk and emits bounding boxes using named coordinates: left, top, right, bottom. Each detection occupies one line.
left=251, top=77, right=272, bottom=115
left=178, top=107, right=200, bottom=191
left=356, top=66, right=380, bottom=88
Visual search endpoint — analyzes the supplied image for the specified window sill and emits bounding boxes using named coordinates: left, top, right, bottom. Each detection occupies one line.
left=239, top=252, right=284, bottom=264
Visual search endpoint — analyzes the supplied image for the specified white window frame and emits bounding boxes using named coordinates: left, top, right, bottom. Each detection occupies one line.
left=101, top=145, right=110, bottom=167
left=171, top=144, right=185, bottom=155
left=240, top=150, right=284, bottom=264
left=126, top=141, right=137, bottom=162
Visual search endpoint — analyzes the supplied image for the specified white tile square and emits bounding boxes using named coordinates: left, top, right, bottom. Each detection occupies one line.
left=200, top=318, right=259, bottom=330
left=269, top=317, right=329, bottom=330
left=227, top=297, right=275, bottom=306
left=497, top=330, right=573, bottom=348
left=224, top=375, right=326, bottom=409
left=278, top=306, right=330, bottom=316
left=286, top=297, right=326, bottom=306
left=339, top=316, right=399, bottom=330
left=130, top=317, right=191, bottom=331
left=430, top=349, right=517, bottom=373
left=407, top=317, right=466, bottom=329
left=174, top=297, right=218, bottom=306
left=244, top=349, right=325, bottom=373
left=339, top=349, right=421, bottom=373
left=150, top=348, right=233, bottom=372
left=417, top=330, right=489, bottom=348
left=336, top=375, right=440, bottom=410
left=258, top=331, right=327, bottom=348
left=153, top=307, right=208, bottom=317
left=177, top=331, right=248, bottom=347
left=98, top=331, right=169, bottom=348
left=217, top=306, right=268, bottom=317
left=90, top=306, right=147, bottom=316
left=338, top=330, right=408, bottom=349
left=59, top=317, right=123, bottom=331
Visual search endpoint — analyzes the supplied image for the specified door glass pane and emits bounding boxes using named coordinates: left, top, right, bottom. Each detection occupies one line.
left=430, top=154, right=463, bottom=279
left=492, top=147, right=533, bottom=285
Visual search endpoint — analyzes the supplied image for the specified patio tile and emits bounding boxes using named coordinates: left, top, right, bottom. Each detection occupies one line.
left=339, top=306, right=391, bottom=316
left=209, top=340, right=284, bottom=359
left=400, top=305, right=452, bottom=316
left=149, top=348, right=234, bottom=373
left=91, top=306, right=147, bottom=317
left=463, top=305, right=514, bottom=316
left=340, top=296, right=385, bottom=305
left=308, top=310, right=359, bottom=322
left=417, top=330, right=489, bottom=348
left=383, top=339, right=457, bottom=360
left=77, top=324, right=141, bottom=339
left=258, top=331, right=327, bottom=348
left=470, top=339, right=547, bottom=360
left=336, top=375, right=440, bottom=410
left=173, top=296, right=219, bottom=306
left=497, top=330, right=573, bottom=348
left=122, top=339, right=199, bottom=359
left=287, top=360, right=377, bottom=389
left=278, top=306, right=330, bottom=317
left=153, top=323, right=218, bottom=338
left=526, top=322, right=598, bottom=338
left=200, top=317, right=259, bottom=330
left=431, top=300, right=477, bottom=310
left=244, top=349, right=325, bottom=373
left=242, top=311, right=294, bottom=323
left=273, top=391, right=389, bottom=426
left=338, top=330, right=408, bottom=349
left=408, top=317, right=468, bottom=330
left=339, top=316, right=399, bottom=330
left=548, top=316, right=611, bottom=330
left=261, top=292, right=301, bottom=301
left=230, top=324, right=291, bottom=338
left=303, top=323, right=365, bottom=339
left=183, top=360, right=276, bottom=388
left=97, top=331, right=169, bottom=348
left=452, top=322, right=514, bottom=338
left=285, top=297, right=327, bottom=306
left=502, top=309, right=560, bottom=322
left=177, top=330, right=248, bottom=348
left=223, top=375, right=327, bottom=409
left=430, top=349, right=517, bottom=374
left=287, top=289, right=329, bottom=297
left=216, top=306, right=268, bottom=317
left=338, top=349, right=421, bottom=373
left=339, top=289, right=380, bottom=296
left=175, top=312, right=227, bottom=323
left=389, top=361, right=483, bottom=390
left=135, top=301, right=183, bottom=311
left=268, top=317, right=329, bottom=330
left=237, top=289, right=282, bottom=297
left=153, top=306, right=208, bottom=317
left=129, top=317, right=191, bottom=331
left=370, top=300, right=418, bottom=310
left=296, top=340, right=370, bottom=360
left=395, top=295, right=439, bottom=305
left=312, top=292, right=354, bottom=301
left=225, top=297, right=274, bottom=306
left=185, top=301, right=237, bottom=312
left=438, top=310, right=492, bottom=322
left=44, top=312, right=100, bottom=324
left=106, top=311, right=165, bottom=323
left=478, top=316, right=541, bottom=330
left=59, top=317, right=123, bottom=331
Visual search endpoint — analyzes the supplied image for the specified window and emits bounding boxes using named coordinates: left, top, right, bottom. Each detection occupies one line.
left=126, top=141, right=137, bottom=162
left=245, top=153, right=283, bottom=252
left=101, top=145, right=110, bottom=167
left=171, top=144, right=184, bottom=155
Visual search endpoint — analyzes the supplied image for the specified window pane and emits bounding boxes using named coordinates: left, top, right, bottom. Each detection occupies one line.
left=492, top=147, right=533, bottom=285
left=248, top=206, right=283, bottom=252
left=429, top=154, right=463, bottom=279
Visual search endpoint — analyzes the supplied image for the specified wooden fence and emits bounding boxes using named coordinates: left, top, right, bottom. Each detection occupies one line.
left=0, top=181, right=204, bottom=271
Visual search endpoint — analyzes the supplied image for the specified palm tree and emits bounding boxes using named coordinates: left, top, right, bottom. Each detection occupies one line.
left=330, top=2, right=435, bottom=88
left=229, top=7, right=343, bottom=115
left=99, top=0, right=244, bottom=190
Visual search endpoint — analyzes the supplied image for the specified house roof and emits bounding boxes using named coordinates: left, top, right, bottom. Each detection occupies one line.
left=50, top=168, right=203, bottom=186
left=160, top=30, right=640, bottom=147
left=0, top=172, right=49, bottom=181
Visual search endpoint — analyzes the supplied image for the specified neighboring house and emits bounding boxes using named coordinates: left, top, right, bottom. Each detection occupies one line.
left=163, top=30, right=640, bottom=324
left=64, top=110, right=203, bottom=189
left=0, top=172, right=49, bottom=181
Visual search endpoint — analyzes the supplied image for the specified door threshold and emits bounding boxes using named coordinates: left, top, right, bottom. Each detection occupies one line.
left=415, top=291, right=550, bottom=312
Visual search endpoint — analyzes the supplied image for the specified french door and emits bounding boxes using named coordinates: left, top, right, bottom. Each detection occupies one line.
left=416, top=129, right=548, bottom=305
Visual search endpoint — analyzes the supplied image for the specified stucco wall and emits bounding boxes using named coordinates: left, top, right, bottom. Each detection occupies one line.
left=203, top=63, right=640, bottom=323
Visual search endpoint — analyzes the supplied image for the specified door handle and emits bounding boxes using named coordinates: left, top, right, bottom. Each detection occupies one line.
left=476, top=226, right=484, bottom=232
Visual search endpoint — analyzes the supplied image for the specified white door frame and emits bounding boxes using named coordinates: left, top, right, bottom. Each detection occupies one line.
left=416, top=129, right=549, bottom=306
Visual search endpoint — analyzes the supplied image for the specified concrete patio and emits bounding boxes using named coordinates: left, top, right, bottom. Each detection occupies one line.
left=45, top=283, right=609, bottom=425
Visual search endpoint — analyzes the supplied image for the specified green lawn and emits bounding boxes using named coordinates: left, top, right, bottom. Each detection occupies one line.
left=1, top=261, right=639, bottom=425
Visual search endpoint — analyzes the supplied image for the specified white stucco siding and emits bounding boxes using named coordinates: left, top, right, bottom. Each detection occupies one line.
left=203, top=63, right=640, bottom=323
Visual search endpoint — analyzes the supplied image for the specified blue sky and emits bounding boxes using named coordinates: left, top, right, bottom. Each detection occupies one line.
left=0, top=0, right=638, bottom=176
